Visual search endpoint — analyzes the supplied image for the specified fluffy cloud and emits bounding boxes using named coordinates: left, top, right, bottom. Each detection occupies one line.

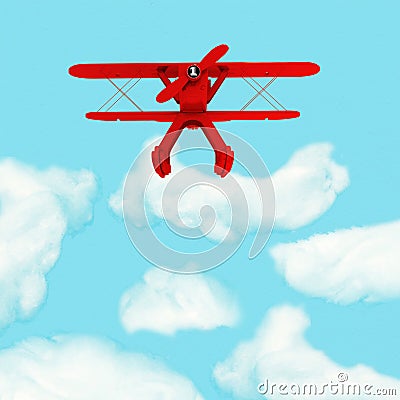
left=0, top=158, right=97, bottom=328
left=273, top=143, right=349, bottom=230
left=214, top=305, right=400, bottom=399
left=0, top=335, right=203, bottom=400
left=271, top=220, right=400, bottom=304
left=109, top=141, right=263, bottom=246
left=120, top=268, right=239, bottom=335
left=109, top=141, right=349, bottom=243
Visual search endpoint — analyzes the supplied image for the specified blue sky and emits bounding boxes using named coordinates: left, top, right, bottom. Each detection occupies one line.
left=1, top=1, right=400, bottom=399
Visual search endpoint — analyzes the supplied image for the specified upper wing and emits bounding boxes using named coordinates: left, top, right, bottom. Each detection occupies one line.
left=69, top=61, right=319, bottom=79
left=68, top=63, right=181, bottom=79
left=208, top=62, right=320, bottom=77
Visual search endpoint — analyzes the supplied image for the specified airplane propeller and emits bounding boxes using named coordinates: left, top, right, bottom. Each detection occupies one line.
left=156, top=44, right=229, bottom=103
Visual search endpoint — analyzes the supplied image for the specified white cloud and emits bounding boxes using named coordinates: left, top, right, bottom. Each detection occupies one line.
left=109, top=142, right=349, bottom=243
left=271, top=220, right=400, bottom=304
left=0, top=158, right=97, bottom=328
left=0, top=335, right=203, bottom=400
left=120, top=268, right=239, bottom=335
left=214, top=305, right=400, bottom=399
left=108, top=187, right=123, bottom=216
left=273, top=143, right=349, bottom=230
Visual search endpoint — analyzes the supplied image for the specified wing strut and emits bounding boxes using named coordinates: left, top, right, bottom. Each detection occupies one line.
left=105, top=79, right=141, bottom=112
left=96, top=78, right=141, bottom=111
left=241, top=77, right=281, bottom=110
left=249, top=77, right=287, bottom=110
left=104, top=78, right=143, bottom=112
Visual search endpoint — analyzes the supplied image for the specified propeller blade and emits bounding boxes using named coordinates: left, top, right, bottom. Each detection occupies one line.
left=156, top=44, right=229, bottom=103
left=156, top=76, right=188, bottom=103
left=198, top=44, right=229, bottom=70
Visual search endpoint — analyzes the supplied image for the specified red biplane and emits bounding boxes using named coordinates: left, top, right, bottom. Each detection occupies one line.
left=69, top=44, right=319, bottom=178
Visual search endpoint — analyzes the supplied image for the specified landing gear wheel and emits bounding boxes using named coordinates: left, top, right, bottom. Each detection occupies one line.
left=214, top=146, right=234, bottom=178
left=152, top=145, right=171, bottom=178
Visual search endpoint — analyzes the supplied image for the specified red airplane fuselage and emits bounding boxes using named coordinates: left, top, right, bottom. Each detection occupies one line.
left=178, top=64, right=209, bottom=113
